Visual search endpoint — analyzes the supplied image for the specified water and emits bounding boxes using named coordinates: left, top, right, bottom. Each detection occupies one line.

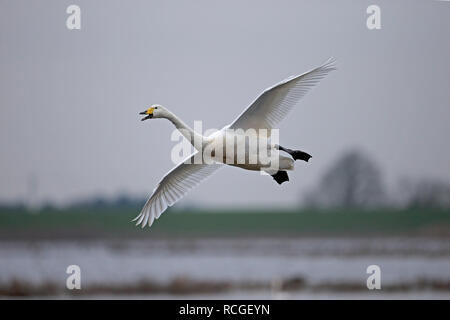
left=1, top=236, right=450, bottom=299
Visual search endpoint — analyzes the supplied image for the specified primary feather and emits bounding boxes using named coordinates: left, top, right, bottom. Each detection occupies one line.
left=133, top=153, right=222, bottom=227
left=229, top=58, right=336, bottom=131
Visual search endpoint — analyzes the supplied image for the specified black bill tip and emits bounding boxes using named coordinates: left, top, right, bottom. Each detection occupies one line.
left=141, top=114, right=153, bottom=121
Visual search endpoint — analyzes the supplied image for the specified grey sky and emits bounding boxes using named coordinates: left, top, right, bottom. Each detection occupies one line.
left=1, top=0, right=449, bottom=207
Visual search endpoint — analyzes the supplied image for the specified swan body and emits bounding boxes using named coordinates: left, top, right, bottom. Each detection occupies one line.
left=134, top=58, right=336, bottom=228
left=204, top=128, right=294, bottom=173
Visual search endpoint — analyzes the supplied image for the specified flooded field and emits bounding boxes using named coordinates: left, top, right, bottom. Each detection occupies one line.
left=1, top=236, right=450, bottom=299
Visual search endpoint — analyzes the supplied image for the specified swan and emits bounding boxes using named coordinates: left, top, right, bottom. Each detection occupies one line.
left=133, top=58, right=336, bottom=228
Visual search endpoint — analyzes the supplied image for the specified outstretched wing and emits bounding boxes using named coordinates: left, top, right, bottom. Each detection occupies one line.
left=229, top=58, right=336, bottom=131
left=133, top=154, right=222, bottom=228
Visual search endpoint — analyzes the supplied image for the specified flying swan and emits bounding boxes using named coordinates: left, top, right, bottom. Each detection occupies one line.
left=133, top=58, right=336, bottom=227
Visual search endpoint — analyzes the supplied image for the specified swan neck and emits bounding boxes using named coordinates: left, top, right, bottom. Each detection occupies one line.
left=166, top=112, right=205, bottom=150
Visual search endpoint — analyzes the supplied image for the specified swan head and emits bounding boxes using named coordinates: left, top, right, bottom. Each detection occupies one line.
left=139, top=104, right=168, bottom=121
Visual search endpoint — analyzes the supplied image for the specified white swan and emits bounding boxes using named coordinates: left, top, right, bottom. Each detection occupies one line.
left=133, top=58, right=336, bottom=228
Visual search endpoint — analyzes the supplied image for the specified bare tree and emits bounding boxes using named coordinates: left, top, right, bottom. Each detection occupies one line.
left=399, top=178, right=450, bottom=209
left=304, top=150, right=386, bottom=208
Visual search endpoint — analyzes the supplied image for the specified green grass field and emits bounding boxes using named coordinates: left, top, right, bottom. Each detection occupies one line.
left=1, top=206, right=449, bottom=239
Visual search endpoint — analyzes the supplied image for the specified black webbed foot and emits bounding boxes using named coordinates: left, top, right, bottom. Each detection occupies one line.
left=271, top=171, right=289, bottom=185
left=290, top=150, right=312, bottom=162
left=278, top=145, right=312, bottom=162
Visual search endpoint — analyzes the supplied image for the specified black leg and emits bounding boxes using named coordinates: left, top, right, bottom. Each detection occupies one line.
left=278, top=145, right=312, bottom=162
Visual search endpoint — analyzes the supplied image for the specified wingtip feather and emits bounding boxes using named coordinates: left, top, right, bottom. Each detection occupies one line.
left=321, top=57, right=337, bottom=71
